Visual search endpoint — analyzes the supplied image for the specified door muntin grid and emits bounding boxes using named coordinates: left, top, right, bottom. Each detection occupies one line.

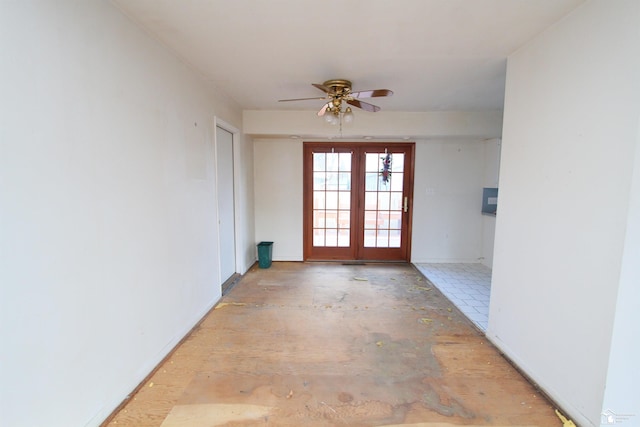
left=312, top=152, right=352, bottom=247
left=363, top=152, right=405, bottom=248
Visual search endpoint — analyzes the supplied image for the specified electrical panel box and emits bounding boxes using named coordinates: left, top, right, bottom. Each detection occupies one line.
left=482, top=187, right=498, bottom=216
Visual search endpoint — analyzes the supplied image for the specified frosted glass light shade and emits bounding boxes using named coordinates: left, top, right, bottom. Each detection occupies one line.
left=343, top=107, right=354, bottom=123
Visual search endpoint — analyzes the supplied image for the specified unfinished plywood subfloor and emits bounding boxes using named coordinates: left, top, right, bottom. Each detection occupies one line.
left=106, top=262, right=560, bottom=426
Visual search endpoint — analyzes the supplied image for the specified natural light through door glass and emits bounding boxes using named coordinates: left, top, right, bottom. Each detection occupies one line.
left=364, top=152, right=404, bottom=248
left=313, top=152, right=351, bottom=247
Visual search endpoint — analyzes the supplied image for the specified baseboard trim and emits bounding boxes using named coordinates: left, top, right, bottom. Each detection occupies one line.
left=98, top=297, right=223, bottom=426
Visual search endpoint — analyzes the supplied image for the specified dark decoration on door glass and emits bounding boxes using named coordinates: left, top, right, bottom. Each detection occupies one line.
left=380, top=153, right=392, bottom=184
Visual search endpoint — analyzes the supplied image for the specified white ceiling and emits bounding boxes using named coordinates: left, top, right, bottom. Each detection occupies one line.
left=112, top=0, right=584, bottom=113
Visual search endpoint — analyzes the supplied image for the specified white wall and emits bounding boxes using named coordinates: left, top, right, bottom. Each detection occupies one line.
left=248, top=109, right=502, bottom=264
left=244, top=110, right=503, bottom=140
left=252, top=137, right=492, bottom=263
left=411, top=139, right=486, bottom=263
left=601, top=116, right=640, bottom=425
left=0, top=2, right=249, bottom=426
left=253, top=138, right=304, bottom=261
left=487, top=1, right=640, bottom=426
left=234, top=133, right=257, bottom=272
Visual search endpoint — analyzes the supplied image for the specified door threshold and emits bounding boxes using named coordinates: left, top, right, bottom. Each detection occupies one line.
left=304, top=259, right=409, bottom=264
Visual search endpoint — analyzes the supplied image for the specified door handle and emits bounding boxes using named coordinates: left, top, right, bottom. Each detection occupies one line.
left=404, top=197, right=409, bottom=213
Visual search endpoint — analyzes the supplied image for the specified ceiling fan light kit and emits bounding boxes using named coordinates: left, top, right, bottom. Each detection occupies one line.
left=343, top=107, right=354, bottom=123
left=279, top=79, right=393, bottom=125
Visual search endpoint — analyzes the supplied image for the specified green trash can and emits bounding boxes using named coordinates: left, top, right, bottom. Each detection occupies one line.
left=257, top=241, right=273, bottom=268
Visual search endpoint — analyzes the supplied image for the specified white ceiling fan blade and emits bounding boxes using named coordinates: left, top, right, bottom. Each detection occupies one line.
left=347, top=98, right=381, bottom=112
left=317, top=102, right=330, bottom=116
left=350, top=89, right=394, bottom=99
left=279, top=96, right=327, bottom=102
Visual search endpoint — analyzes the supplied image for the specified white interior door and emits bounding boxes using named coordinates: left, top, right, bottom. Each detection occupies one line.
left=216, top=125, right=236, bottom=283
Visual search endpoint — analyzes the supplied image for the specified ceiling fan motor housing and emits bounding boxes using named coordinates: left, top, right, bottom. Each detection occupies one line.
left=324, top=80, right=352, bottom=112
left=323, top=79, right=352, bottom=94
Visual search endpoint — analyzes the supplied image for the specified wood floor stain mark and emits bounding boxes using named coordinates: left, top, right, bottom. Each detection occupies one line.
left=420, top=386, right=475, bottom=419
left=303, top=399, right=407, bottom=425
left=338, top=391, right=354, bottom=403
left=159, top=403, right=271, bottom=426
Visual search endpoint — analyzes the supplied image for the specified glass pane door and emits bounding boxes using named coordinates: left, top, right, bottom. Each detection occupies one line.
left=363, top=151, right=405, bottom=248
left=304, top=142, right=414, bottom=261
left=304, top=145, right=357, bottom=260
left=357, top=145, right=412, bottom=261
left=312, top=151, right=352, bottom=248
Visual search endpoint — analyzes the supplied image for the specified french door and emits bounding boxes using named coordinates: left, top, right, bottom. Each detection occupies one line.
left=303, top=142, right=415, bottom=261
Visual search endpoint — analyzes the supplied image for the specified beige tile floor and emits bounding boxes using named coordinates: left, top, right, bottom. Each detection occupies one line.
left=415, top=264, right=491, bottom=331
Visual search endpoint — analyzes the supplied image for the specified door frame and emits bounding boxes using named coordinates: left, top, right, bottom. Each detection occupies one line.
left=303, top=141, right=415, bottom=262
left=213, top=117, right=241, bottom=285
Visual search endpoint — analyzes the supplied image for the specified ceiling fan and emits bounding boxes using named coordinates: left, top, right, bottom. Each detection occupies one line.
left=278, top=79, right=393, bottom=123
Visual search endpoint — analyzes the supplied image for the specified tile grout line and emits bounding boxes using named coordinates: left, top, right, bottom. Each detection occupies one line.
left=415, top=263, right=492, bottom=332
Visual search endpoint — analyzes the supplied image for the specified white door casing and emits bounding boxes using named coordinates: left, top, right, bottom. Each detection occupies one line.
left=215, top=123, right=236, bottom=283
